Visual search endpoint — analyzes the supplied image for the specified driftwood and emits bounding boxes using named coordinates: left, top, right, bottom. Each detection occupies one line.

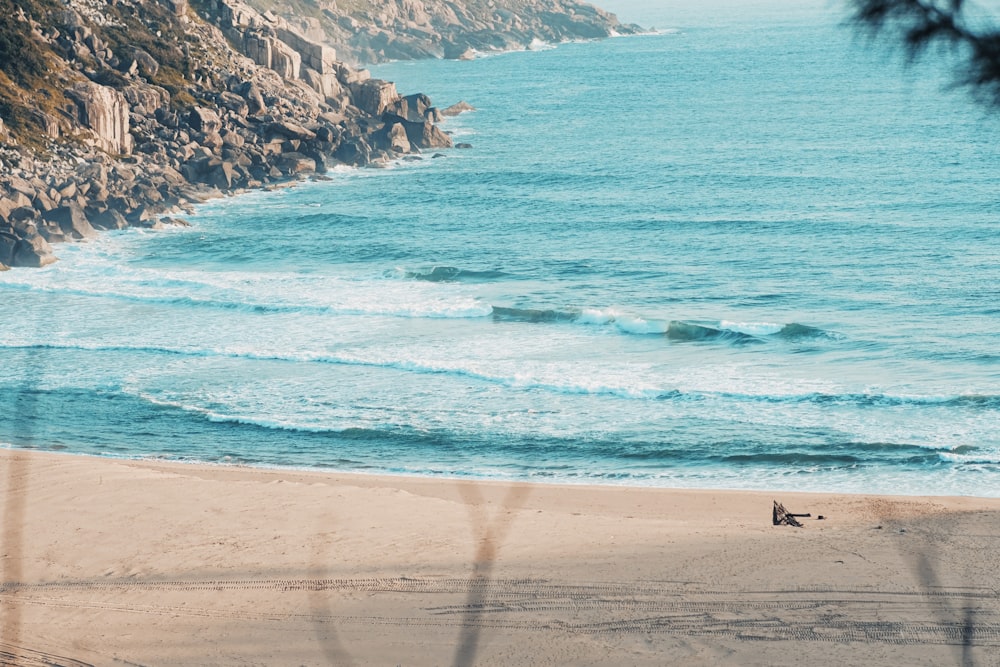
left=773, top=500, right=811, bottom=527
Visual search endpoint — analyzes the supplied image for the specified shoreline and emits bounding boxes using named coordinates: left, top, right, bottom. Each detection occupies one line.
left=3, top=448, right=1000, bottom=665
left=5, top=443, right=1000, bottom=501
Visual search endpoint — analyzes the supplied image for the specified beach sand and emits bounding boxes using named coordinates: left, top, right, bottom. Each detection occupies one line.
left=2, top=448, right=999, bottom=666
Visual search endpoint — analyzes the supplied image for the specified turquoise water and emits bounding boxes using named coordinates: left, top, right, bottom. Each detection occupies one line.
left=2, top=1, right=999, bottom=495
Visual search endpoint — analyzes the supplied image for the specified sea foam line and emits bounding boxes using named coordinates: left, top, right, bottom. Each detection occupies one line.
left=2, top=342, right=996, bottom=410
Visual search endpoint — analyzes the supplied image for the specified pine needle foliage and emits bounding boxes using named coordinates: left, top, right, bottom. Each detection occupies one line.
left=851, top=0, right=1000, bottom=106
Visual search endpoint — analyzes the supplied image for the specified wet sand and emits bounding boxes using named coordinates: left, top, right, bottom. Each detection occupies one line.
left=2, top=448, right=999, bottom=666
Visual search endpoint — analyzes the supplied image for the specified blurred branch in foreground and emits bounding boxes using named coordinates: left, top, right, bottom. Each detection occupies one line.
left=849, top=0, right=1000, bottom=105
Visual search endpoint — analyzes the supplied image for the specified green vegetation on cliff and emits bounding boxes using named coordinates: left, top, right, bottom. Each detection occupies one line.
left=0, top=0, right=66, bottom=146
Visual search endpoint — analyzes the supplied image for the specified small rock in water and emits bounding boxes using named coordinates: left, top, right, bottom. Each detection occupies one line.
left=159, top=216, right=190, bottom=227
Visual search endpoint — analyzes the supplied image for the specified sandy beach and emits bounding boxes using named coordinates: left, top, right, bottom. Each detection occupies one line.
left=1, top=448, right=999, bottom=666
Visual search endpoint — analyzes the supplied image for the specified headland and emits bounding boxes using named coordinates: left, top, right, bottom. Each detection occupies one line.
left=0, top=0, right=638, bottom=269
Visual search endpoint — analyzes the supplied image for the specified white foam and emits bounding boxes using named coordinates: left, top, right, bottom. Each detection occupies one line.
left=719, top=320, right=783, bottom=336
left=528, top=38, right=555, bottom=51
left=576, top=308, right=668, bottom=335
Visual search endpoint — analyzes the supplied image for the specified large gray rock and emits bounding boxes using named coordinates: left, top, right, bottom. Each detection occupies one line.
left=207, top=161, right=236, bottom=189
left=383, top=113, right=452, bottom=150
left=276, top=27, right=336, bottom=73
left=237, top=81, right=267, bottom=115
left=302, top=67, right=344, bottom=103
left=244, top=31, right=301, bottom=80
left=123, top=83, right=171, bottom=115
left=217, top=91, right=249, bottom=117
left=188, top=106, right=223, bottom=134
left=0, top=231, right=18, bottom=268
left=276, top=152, right=316, bottom=175
left=334, top=137, right=371, bottom=166
left=442, top=101, right=476, bottom=116
left=43, top=203, right=98, bottom=240
left=387, top=122, right=411, bottom=153
left=352, top=79, right=400, bottom=116
left=7, top=228, right=56, bottom=267
left=126, top=47, right=160, bottom=78
left=86, top=206, right=129, bottom=230
left=265, top=120, right=316, bottom=142
left=159, top=0, right=188, bottom=16
left=66, top=81, right=133, bottom=155
left=391, top=93, right=434, bottom=123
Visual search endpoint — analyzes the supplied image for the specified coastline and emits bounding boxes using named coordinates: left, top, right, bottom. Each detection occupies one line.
left=3, top=448, right=999, bottom=665
left=0, top=0, right=639, bottom=270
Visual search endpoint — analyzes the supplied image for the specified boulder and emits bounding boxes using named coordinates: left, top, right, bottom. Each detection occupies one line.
left=58, top=182, right=78, bottom=200
left=244, top=32, right=301, bottom=80
left=159, top=216, right=191, bottom=227
left=217, top=91, right=249, bottom=117
left=221, top=129, right=245, bottom=149
left=387, top=122, right=411, bottom=153
left=159, top=0, right=188, bottom=16
left=13, top=231, right=56, bottom=267
left=0, top=231, right=18, bottom=267
left=66, top=81, right=132, bottom=155
left=442, top=101, right=476, bottom=116
left=300, top=147, right=328, bottom=174
left=237, top=81, right=267, bottom=115
left=86, top=206, right=129, bottom=230
left=334, top=138, right=371, bottom=166
left=314, top=124, right=340, bottom=144
left=352, top=79, right=399, bottom=116
left=32, top=190, right=58, bottom=213
left=276, top=152, right=316, bottom=175
left=391, top=93, right=433, bottom=123
left=382, top=114, right=452, bottom=150
left=207, top=161, right=236, bottom=189
left=10, top=206, right=40, bottom=224
left=333, top=63, right=369, bottom=86
left=265, top=120, right=316, bottom=142
left=7, top=177, right=37, bottom=200
left=43, top=203, right=97, bottom=240
left=302, top=67, right=343, bottom=101
left=123, top=83, right=170, bottom=115
left=276, top=27, right=336, bottom=74
left=188, top=106, right=222, bottom=134
left=128, top=47, right=160, bottom=78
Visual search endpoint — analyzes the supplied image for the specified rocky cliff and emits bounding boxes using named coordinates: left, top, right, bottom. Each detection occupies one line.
left=0, top=0, right=464, bottom=268
left=0, top=0, right=634, bottom=269
left=244, top=0, right=641, bottom=64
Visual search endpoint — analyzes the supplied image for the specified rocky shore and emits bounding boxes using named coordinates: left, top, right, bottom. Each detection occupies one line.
left=244, top=0, right=643, bottom=64
left=1, top=0, right=632, bottom=269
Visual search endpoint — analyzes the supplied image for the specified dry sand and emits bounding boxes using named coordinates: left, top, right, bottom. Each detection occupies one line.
left=2, top=448, right=999, bottom=666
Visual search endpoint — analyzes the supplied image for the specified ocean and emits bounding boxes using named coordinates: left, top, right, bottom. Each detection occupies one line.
left=1, top=0, right=998, bottom=496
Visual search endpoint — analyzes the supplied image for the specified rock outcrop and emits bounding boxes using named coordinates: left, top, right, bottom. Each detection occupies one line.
left=243, top=0, right=642, bottom=65
left=0, top=0, right=632, bottom=268
left=0, top=0, right=463, bottom=267
left=66, top=81, right=133, bottom=155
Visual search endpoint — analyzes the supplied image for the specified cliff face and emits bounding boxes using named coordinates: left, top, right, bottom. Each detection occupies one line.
left=246, top=0, right=641, bottom=64
left=0, top=0, right=460, bottom=268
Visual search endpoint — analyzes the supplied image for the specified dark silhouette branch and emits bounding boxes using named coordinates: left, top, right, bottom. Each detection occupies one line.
left=850, top=0, right=1000, bottom=105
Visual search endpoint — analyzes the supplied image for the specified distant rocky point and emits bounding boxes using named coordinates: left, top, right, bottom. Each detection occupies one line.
left=242, top=0, right=642, bottom=65
left=0, top=0, right=636, bottom=269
